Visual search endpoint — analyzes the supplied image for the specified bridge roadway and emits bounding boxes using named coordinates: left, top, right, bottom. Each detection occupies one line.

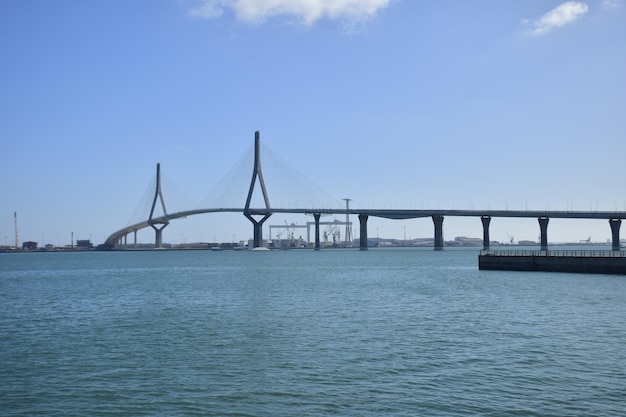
left=104, top=207, right=626, bottom=251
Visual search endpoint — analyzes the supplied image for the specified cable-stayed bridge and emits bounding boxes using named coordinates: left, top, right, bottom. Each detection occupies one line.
left=103, top=132, right=626, bottom=251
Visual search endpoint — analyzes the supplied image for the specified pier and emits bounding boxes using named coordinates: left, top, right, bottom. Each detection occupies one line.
left=479, top=249, right=626, bottom=275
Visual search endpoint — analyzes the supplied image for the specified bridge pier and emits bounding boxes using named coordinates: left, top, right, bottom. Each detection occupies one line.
left=610, top=219, right=621, bottom=251
left=481, top=216, right=491, bottom=250
left=432, top=215, right=444, bottom=250
left=359, top=214, right=369, bottom=250
left=150, top=223, right=168, bottom=248
left=155, top=228, right=162, bottom=248
left=246, top=215, right=270, bottom=248
left=538, top=217, right=549, bottom=251
left=314, top=213, right=321, bottom=250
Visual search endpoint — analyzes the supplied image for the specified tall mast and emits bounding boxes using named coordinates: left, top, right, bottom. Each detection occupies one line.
left=14, top=211, right=18, bottom=249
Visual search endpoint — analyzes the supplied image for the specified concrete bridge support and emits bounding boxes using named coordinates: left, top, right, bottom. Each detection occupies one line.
left=610, top=219, right=621, bottom=251
left=538, top=217, right=549, bottom=251
left=151, top=223, right=167, bottom=249
left=359, top=214, right=369, bottom=250
left=153, top=228, right=161, bottom=248
left=247, top=216, right=270, bottom=249
left=432, top=215, right=444, bottom=250
left=314, top=213, right=321, bottom=250
left=481, top=216, right=491, bottom=250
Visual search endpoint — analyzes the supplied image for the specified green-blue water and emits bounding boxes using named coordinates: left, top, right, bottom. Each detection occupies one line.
left=1, top=248, right=625, bottom=416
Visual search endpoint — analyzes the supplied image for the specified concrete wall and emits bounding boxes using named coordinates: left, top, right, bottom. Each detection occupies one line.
left=479, top=255, right=626, bottom=275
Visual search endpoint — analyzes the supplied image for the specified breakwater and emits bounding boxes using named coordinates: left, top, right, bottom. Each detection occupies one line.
left=479, top=249, right=626, bottom=275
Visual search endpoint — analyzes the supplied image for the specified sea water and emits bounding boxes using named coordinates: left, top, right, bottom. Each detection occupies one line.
left=1, top=248, right=625, bottom=416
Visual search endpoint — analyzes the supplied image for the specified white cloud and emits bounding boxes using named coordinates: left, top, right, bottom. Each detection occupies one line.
left=528, top=1, right=589, bottom=36
left=188, top=0, right=227, bottom=19
left=601, top=0, right=623, bottom=9
left=188, top=0, right=393, bottom=27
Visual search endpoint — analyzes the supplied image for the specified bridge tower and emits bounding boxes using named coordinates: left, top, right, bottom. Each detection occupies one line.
left=244, top=131, right=272, bottom=248
left=148, top=163, right=169, bottom=248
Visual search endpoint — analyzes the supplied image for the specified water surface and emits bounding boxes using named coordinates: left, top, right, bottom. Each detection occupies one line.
left=1, top=249, right=625, bottom=416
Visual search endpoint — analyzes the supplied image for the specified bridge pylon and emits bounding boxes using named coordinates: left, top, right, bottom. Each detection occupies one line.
left=244, top=131, right=272, bottom=248
left=148, top=163, right=169, bottom=248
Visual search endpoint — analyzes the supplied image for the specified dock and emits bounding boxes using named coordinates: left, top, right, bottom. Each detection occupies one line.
left=479, top=249, right=626, bottom=275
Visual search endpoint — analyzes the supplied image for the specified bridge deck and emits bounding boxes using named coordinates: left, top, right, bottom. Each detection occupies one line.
left=104, top=207, right=626, bottom=247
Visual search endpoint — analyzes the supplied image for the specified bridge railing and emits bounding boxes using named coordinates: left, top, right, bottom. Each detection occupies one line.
left=480, top=249, right=626, bottom=258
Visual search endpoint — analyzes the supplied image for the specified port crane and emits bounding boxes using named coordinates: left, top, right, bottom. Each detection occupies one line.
left=323, top=224, right=341, bottom=247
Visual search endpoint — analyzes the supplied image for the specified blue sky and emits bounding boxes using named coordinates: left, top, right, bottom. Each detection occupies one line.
left=1, top=0, right=625, bottom=247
